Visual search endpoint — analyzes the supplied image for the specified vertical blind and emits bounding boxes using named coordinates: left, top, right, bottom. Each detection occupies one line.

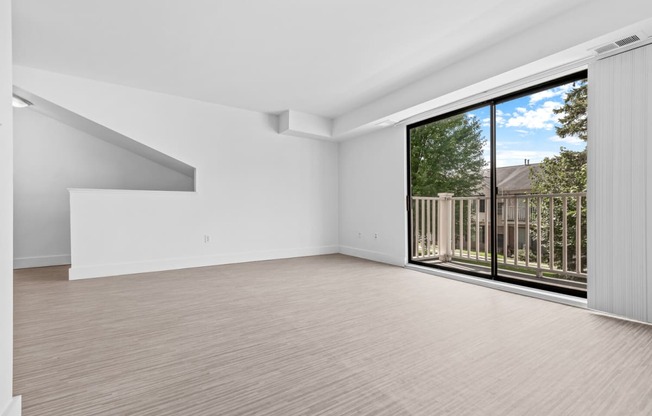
left=588, top=42, right=652, bottom=322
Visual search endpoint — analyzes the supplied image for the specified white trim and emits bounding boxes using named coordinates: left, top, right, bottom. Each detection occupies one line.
left=14, top=255, right=70, bottom=269
left=68, top=188, right=196, bottom=195
left=405, top=263, right=587, bottom=309
left=339, top=246, right=405, bottom=267
left=1, top=396, right=21, bottom=416
left=68, top=246, right=339, bottom=280
left=397, top=60, right=590, bottom=127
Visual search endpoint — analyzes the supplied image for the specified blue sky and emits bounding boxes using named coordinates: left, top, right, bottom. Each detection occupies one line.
left=468, top=81, right=586, bottom=167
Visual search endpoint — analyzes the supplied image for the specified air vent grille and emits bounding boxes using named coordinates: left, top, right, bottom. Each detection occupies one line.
left=595, top=44, right=618, bottom=54
left=615, top=35, right=640, bottom=47
left=592, top=32, right=646, bottom=55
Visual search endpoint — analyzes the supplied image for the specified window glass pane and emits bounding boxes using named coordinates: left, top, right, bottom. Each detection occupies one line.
left=495, top=79, right=587, bottom=292
left=409, top=106, right=492, bottom=276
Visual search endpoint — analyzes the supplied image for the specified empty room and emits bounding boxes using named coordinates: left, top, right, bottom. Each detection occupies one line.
left=3, top=1, right=652, bottom=415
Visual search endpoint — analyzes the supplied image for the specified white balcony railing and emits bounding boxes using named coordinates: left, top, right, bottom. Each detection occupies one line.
left=411, top=193, right=587, bottom=281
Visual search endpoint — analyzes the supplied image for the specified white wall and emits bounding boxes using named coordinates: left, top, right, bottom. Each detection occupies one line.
left=14, top=66, right=339, bottom=279
left=13, top=108, right=194, bottom=269
left=0, top=1, right=19, bottom=415
left=339, top=126, right=406, bottom=266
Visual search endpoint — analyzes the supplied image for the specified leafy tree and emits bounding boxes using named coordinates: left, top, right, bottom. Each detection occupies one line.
left=410, top=114, right=486, bottom=197
left=529, top=80, right=587, bottom=277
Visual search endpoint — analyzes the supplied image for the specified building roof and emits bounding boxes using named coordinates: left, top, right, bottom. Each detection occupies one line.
left=483, top=163, right=541, bottom=194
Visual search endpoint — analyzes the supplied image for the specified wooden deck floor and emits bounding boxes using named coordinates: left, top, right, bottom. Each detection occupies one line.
left=414, top=257, right=587, bottom=292
left=13, top=254, right=652, bottom=415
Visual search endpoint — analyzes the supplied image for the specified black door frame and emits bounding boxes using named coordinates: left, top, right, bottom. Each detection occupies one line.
left=406, top=70, right=588, bottom=298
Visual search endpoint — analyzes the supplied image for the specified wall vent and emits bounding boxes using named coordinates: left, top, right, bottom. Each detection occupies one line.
left=615, top=35, right=640, bottom=47
left=591, top=31, right=647, bottom=55
left=595, top=44, right=618, bottom=54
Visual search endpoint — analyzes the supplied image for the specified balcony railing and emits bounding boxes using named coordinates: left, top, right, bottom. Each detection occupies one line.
left=411, top=192, right=587, bottom=282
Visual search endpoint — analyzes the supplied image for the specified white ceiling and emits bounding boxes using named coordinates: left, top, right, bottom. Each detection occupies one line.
left=12, top=0, right=652, bottom=122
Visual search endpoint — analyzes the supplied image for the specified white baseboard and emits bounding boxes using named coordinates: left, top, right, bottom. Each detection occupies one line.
left=68, top=245, right=339, bottom=280
left=1, top=396, right=21, bottom=416
left=14, top=255, right=71, bottom=269
left=338, top=246, right=405, bottom=267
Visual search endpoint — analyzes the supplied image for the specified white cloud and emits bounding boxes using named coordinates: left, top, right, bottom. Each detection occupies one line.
left=529, top=83, right=573, bottom=105
left=515, top=129, right=529, bottom=136
left=528, top=90, right=555, bottom=104
left=505, top=101, right=561, bottom=130
left=491, top=109, right=508, bottom=126
left=550, top=135, right=584, bottom=146
left=496, top=141, right=522, bottom=148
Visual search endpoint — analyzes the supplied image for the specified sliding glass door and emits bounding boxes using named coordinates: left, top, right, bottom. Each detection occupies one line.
left=408, top=72, right=587, bottom=297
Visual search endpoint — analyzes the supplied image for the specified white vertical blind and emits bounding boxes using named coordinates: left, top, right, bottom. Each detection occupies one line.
left=588, top=43, right=652, bottom=322
left=647, top=47, right=652, bottom=323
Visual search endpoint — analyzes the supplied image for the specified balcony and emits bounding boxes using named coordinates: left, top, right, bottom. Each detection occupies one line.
left=411, top=193, right=587, bottom=290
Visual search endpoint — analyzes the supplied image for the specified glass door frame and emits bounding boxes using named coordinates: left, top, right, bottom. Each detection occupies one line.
left=406, top=70, right=588, bottom=298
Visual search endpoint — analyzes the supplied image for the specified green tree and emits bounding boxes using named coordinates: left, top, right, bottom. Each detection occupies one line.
left=410, top=114, right=486, bottom=197
left=531, top=80, right=588, bottom=194
left=531, top=147, right=586, bottom=194
left=529, top=80, right=587, bottom=277
left=554, top=81, right=587, bottom=142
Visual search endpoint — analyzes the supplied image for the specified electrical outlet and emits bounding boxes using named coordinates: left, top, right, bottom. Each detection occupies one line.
left=357, top=232, right=362, bottom=239
left=203, top=235, right=211, bottom=243
left=374, top=233, right=378, bottom=239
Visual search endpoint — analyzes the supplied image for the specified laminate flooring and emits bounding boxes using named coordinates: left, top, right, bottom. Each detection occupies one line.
left=13, top=254, right=652, bottom=415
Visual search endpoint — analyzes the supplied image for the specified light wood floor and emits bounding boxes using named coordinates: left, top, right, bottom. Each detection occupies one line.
left=13, top=254, right=652, bottom=415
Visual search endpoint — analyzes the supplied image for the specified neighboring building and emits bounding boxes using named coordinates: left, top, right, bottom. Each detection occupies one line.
left=482, top=161, right=541, bottom=196
left=479, top=162, right=541, bottom=255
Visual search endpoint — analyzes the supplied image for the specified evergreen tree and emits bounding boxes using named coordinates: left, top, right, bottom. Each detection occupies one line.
left=529, top=80, right=587, bottom=276
left=554, top=81, right=587, bottom=142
